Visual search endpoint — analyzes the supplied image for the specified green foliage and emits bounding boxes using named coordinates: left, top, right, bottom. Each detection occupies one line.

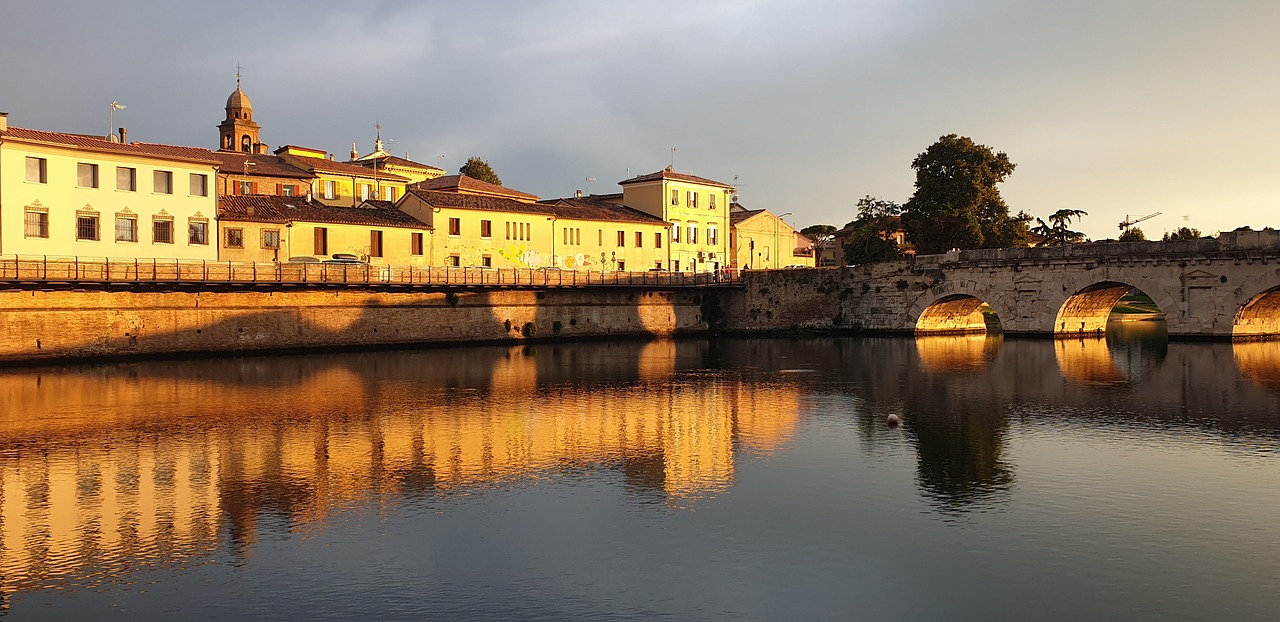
left=1118, top=227, right=1146, bottom=242
left=842, top=195, right=905, bottom=264
left=1163, top=226, right=1202, bottom=241
left=459, top=156, right=502, bottom=186
left=1030, top=209, right=1089, bottom=245
left=801, top=224, right=837, bottom=239
left=900, top=134, right=1030, bottom=254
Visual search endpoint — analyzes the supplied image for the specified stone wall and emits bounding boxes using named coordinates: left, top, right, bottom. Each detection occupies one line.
left=0, top=287, right=710, bottom=363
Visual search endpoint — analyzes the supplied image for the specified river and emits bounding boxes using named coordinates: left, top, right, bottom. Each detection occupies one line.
left=1, top=328, right=1278, bottom=620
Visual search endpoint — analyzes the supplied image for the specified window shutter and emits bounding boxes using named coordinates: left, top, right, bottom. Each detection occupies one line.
left=252, top=182, right=259, bottom=194
left=276, top=183, right=283, bottom=194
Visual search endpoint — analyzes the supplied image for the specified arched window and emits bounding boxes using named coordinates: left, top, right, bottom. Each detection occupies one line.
left=223, top=135, right=232, bottom=149
left=241, top=135, right=251, bottom=152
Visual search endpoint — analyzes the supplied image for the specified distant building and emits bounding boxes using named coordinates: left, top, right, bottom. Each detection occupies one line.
left=348, top=132, right=445, bottom=185
left=0, top=112, right=220, bottom=261
left=275, top=145, right=410, bottom=207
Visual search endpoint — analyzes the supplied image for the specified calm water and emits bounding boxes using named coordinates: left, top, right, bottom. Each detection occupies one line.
left=2, top=329, right=1279, bottom=621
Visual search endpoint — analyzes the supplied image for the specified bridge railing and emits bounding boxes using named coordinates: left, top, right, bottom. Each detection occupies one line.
left=913, top=233, right=1280, bottom=266
left=0, top=255, right=740, bottom=288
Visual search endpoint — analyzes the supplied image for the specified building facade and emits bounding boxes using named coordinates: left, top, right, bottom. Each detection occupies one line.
left=618, top=167, right=733, bottom=273
left=218, top=195, right=430, bottom=265
left=729, top=205, right=815, bottom=269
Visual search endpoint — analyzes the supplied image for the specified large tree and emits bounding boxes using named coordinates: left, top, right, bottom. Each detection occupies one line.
left=1162, top=226, right=1202, bottom=241
left=1030, top=209, right=1089, bottom=245
left=459, top=156, right=502, bottom=186
left=901, top=134, right=1031, bottom=254
left=842, top=195, right=905, bottom=264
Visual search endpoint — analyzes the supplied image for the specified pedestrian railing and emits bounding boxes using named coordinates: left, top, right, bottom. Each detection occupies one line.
left=0, top=255, right=742, bottom=288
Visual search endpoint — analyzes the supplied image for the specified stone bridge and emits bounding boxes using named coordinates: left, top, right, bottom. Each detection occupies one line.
left=728, top=229, right=1280, bottom=339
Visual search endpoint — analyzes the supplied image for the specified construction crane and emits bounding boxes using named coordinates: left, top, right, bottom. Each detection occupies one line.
left=1119, top=212, right=1161, bottom=232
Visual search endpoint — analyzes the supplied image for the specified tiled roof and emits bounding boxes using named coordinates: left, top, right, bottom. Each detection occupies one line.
left=282, top=154, right=411, bottom=181
left=1, top=126, right=220, bottom=163
left=409, top=189, right=668, bottom=226
left=350, top=154, right=445, bottom=173
left=730, top=208, right=767, bottom=226
left=412, top=174, right=540, bottom=201
left=219, top=195, right=429, bottom=229
left=212, top=152, right=313, bottom=179
left=618, top=168, right=733, bottom=189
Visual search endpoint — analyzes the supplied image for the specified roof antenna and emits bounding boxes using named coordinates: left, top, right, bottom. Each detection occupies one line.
left=236, top=62, right=242, bottom=89
left=670, top=146, right=677, bottom=169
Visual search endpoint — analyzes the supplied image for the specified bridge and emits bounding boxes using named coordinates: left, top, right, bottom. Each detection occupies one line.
left=732, top=229, right=1280, bottom=339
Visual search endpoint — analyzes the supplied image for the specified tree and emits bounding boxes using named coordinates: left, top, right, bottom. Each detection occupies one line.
left=900, top=134, right=1031, bottom=254
left=1118, top=227, right=1146, bottom=242
left=800, top=224, right=838, bottom=264
left=1030, top=209, right=1089, bottom=245
left=842, top=195, right=905, bottom=264
left=1162, top=227, right=1202, bottom=241
left=459, top=156, right=502, bottom=186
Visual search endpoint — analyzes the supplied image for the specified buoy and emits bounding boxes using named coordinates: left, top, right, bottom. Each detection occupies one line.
left=886, top=413, right=901, bottom=427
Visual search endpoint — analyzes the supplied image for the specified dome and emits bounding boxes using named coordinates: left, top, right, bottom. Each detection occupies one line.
left=226, top=88, right=252, bottom=111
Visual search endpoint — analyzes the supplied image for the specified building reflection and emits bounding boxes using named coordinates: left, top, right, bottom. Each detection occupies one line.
left=0, top=341, right=801, bottom=594
left=1233, top=340, right=1280, bottom=391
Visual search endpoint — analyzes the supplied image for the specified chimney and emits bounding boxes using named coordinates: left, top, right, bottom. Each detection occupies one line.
left=0, top=112, right=8, bottom=132
left=575, top=189, right=582, bottom=198
left=118, top=127, right=128, bottom=144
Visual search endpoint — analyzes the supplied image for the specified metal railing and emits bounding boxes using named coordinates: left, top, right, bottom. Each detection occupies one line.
left=0, top=255, right=742, bottom=288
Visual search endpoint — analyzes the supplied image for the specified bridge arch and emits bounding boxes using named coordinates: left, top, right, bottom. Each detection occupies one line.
left=911, top=284, right=1014, bottom=334
left=1234, top=286, right=1280, bottom=340
left=1053, top=281, right=1171, bottom=337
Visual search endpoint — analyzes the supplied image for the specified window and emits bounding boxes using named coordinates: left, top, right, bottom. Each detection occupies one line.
left=687, top=191, right=698, bottom=208
left=154, top=170, right=173, bottom=194
left=313, top=227, right=327, bottom=254
left=449, top=218, right=461, bottom=236
left=24, top=210, right=49, bottom=238
left=689, top=223, right=698, bottom=244
left=280, top=184, right=294, bottom=197
left=617, top=260, right=625, bottom=271
left=617, top=230, right=625, bottom=247
left=448, top=254, right=460, bottom=267
left=674, top=260, right=680, bottom=271
left=708, top=225, right=717, bottom=246
left=709, top=194, right=717, bottom=209
left=370, top=230, right=383, bottom=257
left=116, top=167, right=136, bottom=191
left=189, top=221, right=208, bottom=245
left=384, top=187, right=397, bottom=202
left=225, top=228, right=245, bottom=249
left=655, top=261, right=663, bottom=270
left=153, top=218, right=174, bottom=244
left=480, top=220, right=492, bottom=238
left=189, top=173, right=208, bottom=197
left=411, top=232, right=424, bottom=255
left=506, top=222, right=512, bottom=240
left=655, top=232, right=663, bottom=249
left=635, top=231, right=643, bottom=248
left=115, top=216, right=137, bottom=242
left=26, top=157, right=47, bottom=183
left=77, top=215, right=100, bottom=241
left=323, top=180, right=336, bottom=200
left=482, top=255, right=492, bottom=268
left=360, top=184, right=371, bottom=201
left=262, top=229, right=281, bottom=249
left=672, top=224, right=681, bottom=242
left=239, top=181, right=253, bottom=195
left=670, top=189, right=679, bottom=205
left=78, top=163, right=99, bottom=188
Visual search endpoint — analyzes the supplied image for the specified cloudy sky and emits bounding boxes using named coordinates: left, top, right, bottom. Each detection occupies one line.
left=3, top=0, right=1276, bottom=240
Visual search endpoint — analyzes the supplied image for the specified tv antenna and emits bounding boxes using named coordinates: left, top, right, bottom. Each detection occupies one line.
left=1119, top=212, right=1161, bottom=232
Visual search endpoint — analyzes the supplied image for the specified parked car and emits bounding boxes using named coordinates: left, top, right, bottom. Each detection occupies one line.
left=287, top=256, right=321, bottom=263
left=323, top=253, right=368, bottom=265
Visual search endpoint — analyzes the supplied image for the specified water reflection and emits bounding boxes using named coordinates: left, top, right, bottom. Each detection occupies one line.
left=0, top=342, right=803, bottom=595
left=1055, top=321, right=1168, bottom=386
left=1234, top=340, right=1280, bottom=391
left=915, top=334, right=1003, bottom=374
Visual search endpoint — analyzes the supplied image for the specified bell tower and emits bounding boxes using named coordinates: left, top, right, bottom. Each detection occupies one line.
left=217, top=66, right=264, bottom=153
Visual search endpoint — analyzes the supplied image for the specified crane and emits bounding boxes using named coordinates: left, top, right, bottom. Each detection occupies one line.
left=1119, top=212, right=1161, bottom=232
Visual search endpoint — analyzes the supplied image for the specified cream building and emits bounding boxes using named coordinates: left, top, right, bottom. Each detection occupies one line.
left=729, top=205, right=815, bottom=269
left=618, top=167, right=734, bottom=273
left=217, top=195, right=430, bottom=265
left=0, top=113, right=220, bottom=261
left=275, top=145, right=410, bottom=207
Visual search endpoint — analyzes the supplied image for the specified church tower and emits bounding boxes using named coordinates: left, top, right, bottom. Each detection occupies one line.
left=217, top=68, right=264, bottom=153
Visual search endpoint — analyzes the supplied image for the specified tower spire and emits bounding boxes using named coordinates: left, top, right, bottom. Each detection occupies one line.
left=236, top=62, right=242, bottom=89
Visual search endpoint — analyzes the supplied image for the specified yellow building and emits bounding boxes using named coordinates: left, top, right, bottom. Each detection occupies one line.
left=618, top=167, right=734, bottom=273
left=729, top=205, right=815, bottom=269
left=217, top=194, right=431, bottom=265
left=275, top=145, right=410, bottom=207
left=348, top=132, right=446, bottom=185
left=0, top=114, right=220, bottom=261
left=398, top=183, right=670, bottom=270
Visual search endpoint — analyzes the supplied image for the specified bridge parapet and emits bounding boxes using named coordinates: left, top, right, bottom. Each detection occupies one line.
left=913, top=230, right=1280, bottom=267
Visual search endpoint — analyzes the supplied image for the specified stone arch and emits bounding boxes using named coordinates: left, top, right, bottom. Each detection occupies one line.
left=1234, top=285, right=1280, bottom=339
left=1053, top=281, right=1169, bottom=337
left=910, top=283, right=1013, bottom=334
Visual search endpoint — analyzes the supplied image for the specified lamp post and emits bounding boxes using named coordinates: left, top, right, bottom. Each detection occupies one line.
left=775, top=212, right=792, bottom=269
left=547, top=215, right=557, bottom=267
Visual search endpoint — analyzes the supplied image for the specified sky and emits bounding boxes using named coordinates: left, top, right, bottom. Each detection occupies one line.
left=2, top=0, right=1277, bottom=241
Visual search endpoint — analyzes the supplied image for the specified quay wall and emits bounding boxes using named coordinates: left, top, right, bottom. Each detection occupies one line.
left=0, top=287, right=711, bottom=363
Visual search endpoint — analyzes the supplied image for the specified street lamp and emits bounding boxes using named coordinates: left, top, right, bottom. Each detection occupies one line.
left=546, top=215, right=557, bottom=267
